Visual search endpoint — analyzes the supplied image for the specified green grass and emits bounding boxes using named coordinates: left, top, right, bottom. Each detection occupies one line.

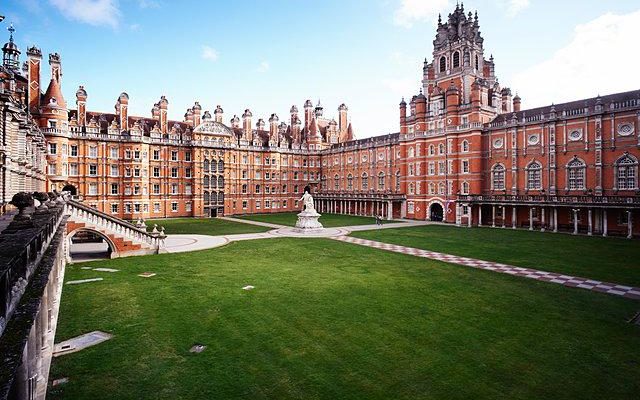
left=50, top=238, right=640, bottom=400
left=351, top=225, right=640, bottom=287
left=146, top=217, right=271, bottom=236
left=236, top=212, right=393, bottom=227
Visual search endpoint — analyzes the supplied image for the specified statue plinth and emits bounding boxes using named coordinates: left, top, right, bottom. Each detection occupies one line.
left=295, top=209, right=324, bottom=232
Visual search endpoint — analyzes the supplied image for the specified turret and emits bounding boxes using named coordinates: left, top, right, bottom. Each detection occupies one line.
left=513, top=93, right=521, bottom=112
left=184, top=108, right=194, bottom=127
left=214, top=105, right=223, bottom=123
left=230, top=114, right=240, bottom=129
left=75, top=86, right=87, bottom=126
left=192, top=101, right=202, bottom=126
left=256, top=118, right=266, bottom=132
left=269, top=113, right=279, bottom=141
left=314, top=100, right=323, bottom=118
left=399, top=98, right=407, bottom=126
left=501, top=88, right=513, bottom=113
left=415, top=89, right=427, bottom=121
left=2, top=24, right=20, bottom=70
left=48, top=52, right=62, bottom=83
left=338, top=103, right=348, bottom=133
left=303, top=99, right=313, bottom=131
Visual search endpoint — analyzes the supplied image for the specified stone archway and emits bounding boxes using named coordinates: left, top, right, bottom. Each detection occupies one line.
left=429, top=202, right=444, bottom=222
left=66, top=228, right=118, bottom=262
left=62, top=184, right=77, bottom=196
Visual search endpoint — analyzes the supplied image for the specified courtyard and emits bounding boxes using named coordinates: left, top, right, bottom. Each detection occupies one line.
left=48, top=217, right=640, bottom=399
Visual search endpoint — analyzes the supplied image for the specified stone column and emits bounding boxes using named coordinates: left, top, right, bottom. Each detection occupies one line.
left=468, top=205, right=473, bottom=228
left=572, top=208, right=579, bottom=235
left=603, top=209, right=608, bottom=237
left=529, top=207, right=534, bottom=231
left=478, top=205, right=482, bottom=226
left=553, top=208, right=558, bottom=233
left=627, top=210, right=633, bottom=239
left=501, top=206, right=506, bottom=228
left=587, top=209, right=593, bottom=236
left=492, top=205, right=496, bottom=227
left=387, top=201, right=393, bottom=220
left=512, top=206, right=517, bottom=229
left=541, top=207, right=546, bottom=232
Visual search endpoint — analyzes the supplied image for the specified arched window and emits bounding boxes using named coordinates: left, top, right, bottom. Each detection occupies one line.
left=242, top=184, right=247, bottom=194
left=409, top=183, right=415, bottom=194
left=526, top=161, right=542, bottom=190
left=378, top=172, right=385, bottom=190
left=429, top=145, right=435, bottom=156
left=439, top=56, right=446, bottom=73
left=438, top=182, right=446, bottom=195
left=334, top=174, right=340, bottom=190
left=461, top=140, right=469, bottom=153
left=438, top=143, right=445, bottom=155
left=475, top=54, right=479, bottom=70
left=218, top=176, right=224, bottom=188
left=218, top=160, right=224, bottom=172
left=463, top=51, right=470, bottom=67
left=492, top=164, right=505, bottom=190
left=567, top=158, right=586, bottom=190
left=204, top=191, right=210, bottom=204
left=616, top=154, right=638, bottom=190
left=210, top=191, right=217, bottom=204
left=461, top=181, right=470, bottom=194
left=203, top=175, right=209, bottom=188
left=408, top=147, right=415, bottom=158
left=453, top=51, right=460, bottom=68
left=428, top=182, right=435, bottom=195
left=203, top=159, right=209, bottom=171
left=347, top=174, right=353, bottom=190
left=218, top=192, right=224, bottom=204
left=211, top=175, right=217, bottom=188
left=210, top=160, right=216, bottom=173
left=362, top=173, right=369, bottom=190
left=256, top=184, right=261, bottom=194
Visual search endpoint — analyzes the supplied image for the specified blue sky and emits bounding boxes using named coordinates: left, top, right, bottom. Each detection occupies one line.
left=4, top=0, right=640, bottom=138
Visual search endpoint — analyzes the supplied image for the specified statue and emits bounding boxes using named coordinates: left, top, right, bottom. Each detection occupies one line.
left=294, top=186, right=323, bottom=232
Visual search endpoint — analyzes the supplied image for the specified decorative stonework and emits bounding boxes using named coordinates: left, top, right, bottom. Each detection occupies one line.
left=527, top=134, right=540, bottom=146
left=568, top=129, right=583, bottom=141
left=617, top=122, right=634, bottom=137
left=492, top=138, right=504, bottom=149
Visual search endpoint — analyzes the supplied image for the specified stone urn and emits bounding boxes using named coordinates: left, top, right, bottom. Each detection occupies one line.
left=32, top=192, right=50, bottom=213
left=10, top=192, right=34, bottom=220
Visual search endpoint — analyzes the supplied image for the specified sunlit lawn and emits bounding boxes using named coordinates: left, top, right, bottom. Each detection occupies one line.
left=236, top=212, right=394, bottom=228
left=147, top=217, right=271, bottom=236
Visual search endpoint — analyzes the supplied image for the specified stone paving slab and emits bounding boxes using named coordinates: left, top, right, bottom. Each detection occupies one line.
left=66, top=278, right=103, bottom=285
left=333, top=235, right=640, bottom=301
left=53, top=331, right=113, bottom=357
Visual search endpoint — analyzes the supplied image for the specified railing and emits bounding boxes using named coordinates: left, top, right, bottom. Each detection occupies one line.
left=315, top=190, right=406, bottom=201
left=66, top=200, right=160, bottom=248
left=458, top=194, right=640, bottom=206
left=0, top=203, right=66, bottom=337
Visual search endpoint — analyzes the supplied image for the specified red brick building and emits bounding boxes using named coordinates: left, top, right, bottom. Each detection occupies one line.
left=2, top=4, right=639, bottom=237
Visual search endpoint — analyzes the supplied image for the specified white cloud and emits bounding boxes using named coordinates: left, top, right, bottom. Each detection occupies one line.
left=511, top=10, right=640, bottom=109
left=393, top=0, right=450, bottom=28
left=201, top=45, right=219, bottom=62
left=49, top=0, right=120, bottom=28
left=256, top=61, right=270, bottom=73
left=504, top=0, right=530, bottom=18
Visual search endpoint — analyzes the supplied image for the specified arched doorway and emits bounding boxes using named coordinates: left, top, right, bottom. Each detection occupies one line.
left=430, top=203, right=444, bottom=222
left=67, top=229, right=115, bottom=262
left=62, top=184, right=77, bottom=196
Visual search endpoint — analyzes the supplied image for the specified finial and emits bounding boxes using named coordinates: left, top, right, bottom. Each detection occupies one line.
left=475, top=10, right=478, bottom=20
left=438, top=14, right=442, bottom=24
left=419, top=87, right=423, bottom=95
left=8, top=23, right=14, bottom=42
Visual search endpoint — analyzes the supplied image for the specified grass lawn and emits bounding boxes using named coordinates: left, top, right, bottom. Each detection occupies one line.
left=50, top=238, right=639, bottom=399
left=146, top=217, right=271, bottom=235
left=351, top=224, right=640, bottom=287
left=236, top=212, right=394, bottom=227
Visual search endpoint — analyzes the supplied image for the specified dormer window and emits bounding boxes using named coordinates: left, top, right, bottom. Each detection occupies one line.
left=49, top=98, right=57, bottom=105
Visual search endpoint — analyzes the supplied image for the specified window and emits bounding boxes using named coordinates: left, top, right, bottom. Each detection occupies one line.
left=492, top=164, right=505, bottom=190
left=428, top=162, right=435, bottom=175
left=111, top=183, right=118, bottom=195
left=153, top=184, right=160, bottom=194
left=438, top=161, right=445, bottom=175
left=185, top=168, right=192, bottom=178
left=347, top=174, right=353, bottom=190
left=171, top=184, right=178, bottom=195
left=88, top=183, right=98, bottom=195
left=242, top=201, right=248, bottom=209
left=134, top=168, right=140, bottom=177
left=475, top=54, right=479, bottom=70
left=110, top=147, right=119, bottom=158
left=153, top=167, right=160, bottom=178
left=171, top=202, right=178, bottom=212
left=282, top=184, right=287, bottom=193
left=242, top=184, right=247, bottom=194
left=256, top=184, right=261, bottom=194
left=153, top=149, right=160, bottom=160
left=111, top=203, right=118, bottom=213
left=171, top=167, right=178, bottom=178
left=69, top=163, right=78, bottom=176
left=49, top=143, right=57, bottom=155
left=185, top=152, right=192, bottom=162
left=428, top=182, right=435, bottom=195
left=89, top=146, right=98, bottom=158
left=453, top=51, right=460, bottom=68
left=125, top=150, right=132, bottom=159
left=567, top=158, right=586, bottom=190
left=171, top=151, right=178, bottom=161
left=439, top=56, right=446, bottom=73
left=294, top=185, right=299, bottom=194
left=334, top=174, right=340, bottom=190
left=429, top=145, right=435, bottom=156
left=48, top=163, right=57, bottom=175
left=378, top=172, right=385, bottom=190
left=70, top=145, right=78, bottom=157
left=438, top=182, right=446, bottom=195
left=218, top=160, right=224, bottom=172
left=242, top=170, right=247, bottom=179
left=461, top=181, right=470, bottom=195
left=134, top=185, right=141, bottom=195
left=461, top=140, right=469, bottom=153
left=134, top=150, right=140, bottom=160
left=256, top=200, right=261, bottom=209
left=186, top=202, right=192, bottom=212
left=362, top=173, right=369, bottom=190
left=616, top=154, right=638, bottom=190
left=154, top=203, right=161, bottom=213
left=89, top=164, right=98, bottom=176
left=438, top=143, right=445, bottom=155
left=526, top=161, right=542, bottom=190
left=462, top=160, right=469, bottom=174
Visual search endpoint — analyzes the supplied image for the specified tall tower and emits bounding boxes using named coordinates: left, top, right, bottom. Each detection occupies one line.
left=76, top=86, right=87, bottom=126
left=26, top=46, right=42, bottom=113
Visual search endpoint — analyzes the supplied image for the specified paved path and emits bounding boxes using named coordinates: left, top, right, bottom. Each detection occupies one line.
left=333, top=235, right=640, bottom=301
left=217, top=216, right=286, bottom=229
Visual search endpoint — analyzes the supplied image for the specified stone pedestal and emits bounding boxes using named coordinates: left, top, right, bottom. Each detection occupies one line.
left=294, top=209, right=323, bottom=232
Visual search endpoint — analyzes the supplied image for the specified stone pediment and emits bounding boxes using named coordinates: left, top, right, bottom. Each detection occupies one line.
left=193, top=120, right=233, bottom=136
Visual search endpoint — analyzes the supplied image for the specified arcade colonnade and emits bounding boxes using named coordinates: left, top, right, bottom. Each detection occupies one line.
left=314, top=197, right=404, bottom=221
